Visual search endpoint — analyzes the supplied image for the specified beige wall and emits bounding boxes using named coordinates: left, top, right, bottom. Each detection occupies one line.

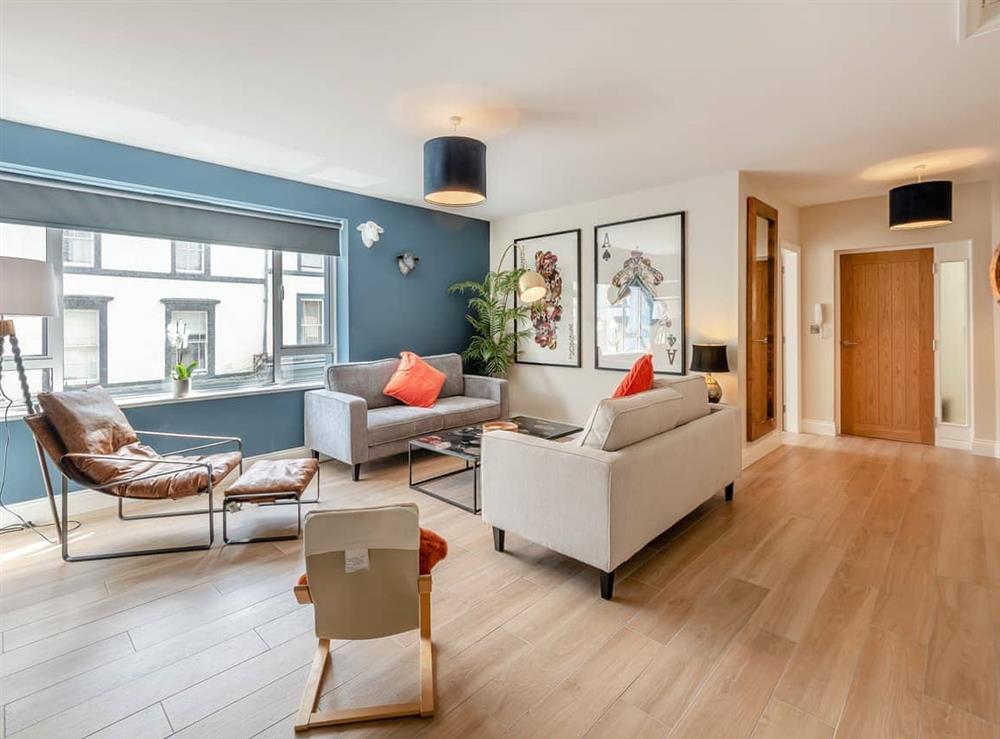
left=491, top=171, right=741, bottom=428
left=798, top=180, right=998, bottom=448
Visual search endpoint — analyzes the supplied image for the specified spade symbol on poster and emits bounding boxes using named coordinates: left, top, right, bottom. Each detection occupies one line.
left=666, top=349, right=678, bottom=365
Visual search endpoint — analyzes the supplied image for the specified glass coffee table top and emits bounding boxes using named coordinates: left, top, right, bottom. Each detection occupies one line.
left=410, top=415, right=583, bottom=461
left=408, top=415, right=583, bottom=514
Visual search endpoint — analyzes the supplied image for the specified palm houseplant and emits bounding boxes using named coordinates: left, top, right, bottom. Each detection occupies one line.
left=448, top=243, right=547, bottom=377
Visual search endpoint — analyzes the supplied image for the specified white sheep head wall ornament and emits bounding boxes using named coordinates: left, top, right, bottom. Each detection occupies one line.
left=357, top=220, right=384, bottom=248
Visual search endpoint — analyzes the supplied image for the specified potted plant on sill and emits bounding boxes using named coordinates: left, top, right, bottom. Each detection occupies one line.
left=167, top=319, right=198, bottom=398
left=448, top=243, right=547, bottom=377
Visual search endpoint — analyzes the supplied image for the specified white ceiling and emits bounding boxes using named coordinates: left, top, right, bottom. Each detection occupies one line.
left=1, top=1, right=998, bottom=219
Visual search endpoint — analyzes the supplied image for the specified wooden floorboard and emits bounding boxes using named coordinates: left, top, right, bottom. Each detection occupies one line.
left=1, top=436, right=999, bottom=738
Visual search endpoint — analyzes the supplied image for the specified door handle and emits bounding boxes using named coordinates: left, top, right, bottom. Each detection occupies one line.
left=753, top=337, right=770, bottom=345
left=841, top=340, right=859, bottom=347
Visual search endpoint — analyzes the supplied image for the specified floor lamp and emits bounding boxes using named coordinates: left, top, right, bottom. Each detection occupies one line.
left=0, top=255, right=62, bottom=538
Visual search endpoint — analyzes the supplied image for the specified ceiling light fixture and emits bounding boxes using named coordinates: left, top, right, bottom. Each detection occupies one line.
left=888, top=165, right=953, bottom=231
left=423, top=116, right=487, bottom=207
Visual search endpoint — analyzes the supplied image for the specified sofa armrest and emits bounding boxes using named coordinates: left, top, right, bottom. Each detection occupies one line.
left=304, top=389, right=368, bottom=465
left=481, top=431, right=616, bottom=571
left=463, top=375, right=509, bottom=417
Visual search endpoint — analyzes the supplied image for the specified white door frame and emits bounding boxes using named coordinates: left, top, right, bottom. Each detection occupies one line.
left=780, top=242, right=801, bottom=433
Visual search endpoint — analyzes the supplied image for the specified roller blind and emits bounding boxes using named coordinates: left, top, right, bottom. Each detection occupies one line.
left=0, top=177, right=340, bottom=255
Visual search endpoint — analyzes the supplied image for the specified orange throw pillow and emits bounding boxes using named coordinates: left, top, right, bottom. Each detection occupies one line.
left=612, top=354, right=654, bottom=398
left=383, top=351, right=447, bottom=407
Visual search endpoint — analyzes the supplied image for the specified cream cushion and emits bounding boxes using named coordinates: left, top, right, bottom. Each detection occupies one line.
left=578, top=386, right=684, bottom=451
left=652, top=375, right=710, bottom=426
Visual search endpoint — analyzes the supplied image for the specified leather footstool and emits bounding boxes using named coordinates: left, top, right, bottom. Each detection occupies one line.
left=222, top=458, right=320, bottom=544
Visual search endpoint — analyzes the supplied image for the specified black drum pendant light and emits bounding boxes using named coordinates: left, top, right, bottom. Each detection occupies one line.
left=424, top=116, right=486, bottom=207
left=889, top=166, right=952, bottom=230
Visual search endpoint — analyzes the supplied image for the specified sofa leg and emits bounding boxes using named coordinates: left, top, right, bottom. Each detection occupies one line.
left=310, top=449, right=320, bottom=460
left=725, top=482, right=734, bottom=502
left=600, top=570, right=615, bottom=600
left=352, top=463, right=361, bottom=482
left=492, top=527, right=505, bottom=552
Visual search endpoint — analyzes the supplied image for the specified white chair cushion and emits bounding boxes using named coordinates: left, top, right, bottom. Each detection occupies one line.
left=578, top=386, right=684, bottom=451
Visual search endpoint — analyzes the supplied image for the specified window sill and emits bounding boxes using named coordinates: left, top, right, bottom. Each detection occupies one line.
left=6, top=381, right=324, bottom=420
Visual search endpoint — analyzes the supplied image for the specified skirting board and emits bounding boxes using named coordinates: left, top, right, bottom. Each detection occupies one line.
left=972, top=438, right=1000, bottom=458
left=1, top=445, right=311, bottom=530
left=800, top=419, right=837, bottom=436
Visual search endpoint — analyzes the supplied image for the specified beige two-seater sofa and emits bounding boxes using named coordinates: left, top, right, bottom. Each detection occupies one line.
left=481, top=375, right=739, bottom=599
left=304, top=353, right=507, bottom=480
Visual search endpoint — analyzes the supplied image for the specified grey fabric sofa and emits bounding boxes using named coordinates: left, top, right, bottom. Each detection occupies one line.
left=304, top=353, right=508, bottom=480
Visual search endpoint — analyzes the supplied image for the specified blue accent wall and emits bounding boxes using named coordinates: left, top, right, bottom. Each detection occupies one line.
left=0, top=120, right=490, bottom=504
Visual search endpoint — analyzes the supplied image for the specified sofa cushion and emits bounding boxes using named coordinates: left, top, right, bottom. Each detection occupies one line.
left=578, top=386, right=684, bottom=451
left=430, top=396, right=500, bottom=428
left=326, top=353, right=465, bottom=410
left=652, top=375, right=710, bottom=426
left=383, top=352, right=447, bottom=408
left=367, top=405, right=443, bottom=446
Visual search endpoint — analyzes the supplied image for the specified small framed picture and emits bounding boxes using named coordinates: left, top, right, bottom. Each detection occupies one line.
left=514, top=229, right=582, bottom=368
left=594, top=212, right=686, bottom=374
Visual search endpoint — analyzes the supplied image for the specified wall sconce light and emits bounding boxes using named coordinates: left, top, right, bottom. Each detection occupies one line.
left=810, top=303, right=823, bottom=335
left=397, top=251, right=419, bottom=276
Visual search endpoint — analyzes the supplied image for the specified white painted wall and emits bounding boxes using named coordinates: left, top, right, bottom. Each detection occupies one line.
left=798, top=180, right=998, bottom=448
left=491, top=171, right=742, bottom=428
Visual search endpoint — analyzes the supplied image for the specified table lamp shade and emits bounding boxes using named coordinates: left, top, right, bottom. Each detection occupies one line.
left=690, top=344, right=729, bottom=373
left=0, top=256, right=59, bottom=317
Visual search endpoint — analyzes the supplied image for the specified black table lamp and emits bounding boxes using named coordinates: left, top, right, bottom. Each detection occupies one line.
left=690, top=344, right=729, bottom=403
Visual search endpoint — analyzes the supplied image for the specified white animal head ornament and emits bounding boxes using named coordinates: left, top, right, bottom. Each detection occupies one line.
left=357, top=221, right=384, bottom=248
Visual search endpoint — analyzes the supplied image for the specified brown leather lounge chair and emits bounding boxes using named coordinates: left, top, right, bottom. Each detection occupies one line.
left=292, top=504, right=448, bottom=731
left=24, top=386, right=242, bottom=561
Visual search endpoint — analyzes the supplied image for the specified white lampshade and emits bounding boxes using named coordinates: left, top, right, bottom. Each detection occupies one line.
left=0, top=256, right=60, bottom=317
left=518, top=270, right=547, bottom=304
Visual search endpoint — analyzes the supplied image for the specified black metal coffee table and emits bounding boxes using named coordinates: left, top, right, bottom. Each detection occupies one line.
left=408, top=416, right=582, bottom=514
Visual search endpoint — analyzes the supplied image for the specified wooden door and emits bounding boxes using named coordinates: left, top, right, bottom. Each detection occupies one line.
left=747, top=197, right=777, bottom=441
left=840, top=248, right=934, bottom=444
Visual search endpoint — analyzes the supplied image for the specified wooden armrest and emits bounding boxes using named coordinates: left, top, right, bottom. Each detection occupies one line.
left=294, top=584, right=313, bottom=604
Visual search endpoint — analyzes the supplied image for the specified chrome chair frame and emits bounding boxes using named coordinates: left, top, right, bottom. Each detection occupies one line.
left=30, top=427, right=242, bottom=562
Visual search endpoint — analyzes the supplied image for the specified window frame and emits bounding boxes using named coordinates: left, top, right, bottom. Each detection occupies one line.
left=1, top=222, right=337, bottom=411
left=62, top=230, right=101, bottom=269
left=171, top=241, right=209, bottom=275
left=273, top=250, right=336, bottom=383
left=162, top=299, right=219, bottom=379
left=62, top=295, right=112, bottom=387
left=296, top=293, right=325, bottom=345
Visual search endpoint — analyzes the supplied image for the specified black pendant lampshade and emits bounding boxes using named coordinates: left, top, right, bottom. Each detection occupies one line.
left=889, top=180, right=952, bottom=230
left=423, top=135, right=487, bottom=207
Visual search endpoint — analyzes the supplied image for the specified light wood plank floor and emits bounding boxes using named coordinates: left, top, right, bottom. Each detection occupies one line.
left=2, top=434, right=999, bottom=738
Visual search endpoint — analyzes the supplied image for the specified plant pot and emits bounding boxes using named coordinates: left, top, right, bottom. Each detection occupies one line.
left=173, top=378, right=191, bottom=398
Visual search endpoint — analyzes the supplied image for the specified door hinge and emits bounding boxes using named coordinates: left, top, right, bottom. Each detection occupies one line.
left=932, top=339, right=938, bottom=351
left=932, top=263, right=938, bottom=275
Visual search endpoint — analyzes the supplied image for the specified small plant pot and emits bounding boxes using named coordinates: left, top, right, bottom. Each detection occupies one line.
left=173, top=378, right=191, bottom=398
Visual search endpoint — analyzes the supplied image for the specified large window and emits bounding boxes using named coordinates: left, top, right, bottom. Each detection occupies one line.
left=0, top=222, right=336, bottom=408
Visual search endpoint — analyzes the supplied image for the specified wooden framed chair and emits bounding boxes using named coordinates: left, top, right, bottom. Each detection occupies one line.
left=24, top=386, right=242, bottom=561
left=292, top=504, right=445, bottom=731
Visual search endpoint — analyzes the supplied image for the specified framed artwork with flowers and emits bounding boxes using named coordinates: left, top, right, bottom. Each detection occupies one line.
left=513, top=229, right=582, bottom=368
left=594, top=212, right=686, bottom=375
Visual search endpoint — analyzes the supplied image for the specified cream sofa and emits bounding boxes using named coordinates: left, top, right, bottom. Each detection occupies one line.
left=481, top=376, right=739, bottom=599
left=304, top=353, right=507, bottom=480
